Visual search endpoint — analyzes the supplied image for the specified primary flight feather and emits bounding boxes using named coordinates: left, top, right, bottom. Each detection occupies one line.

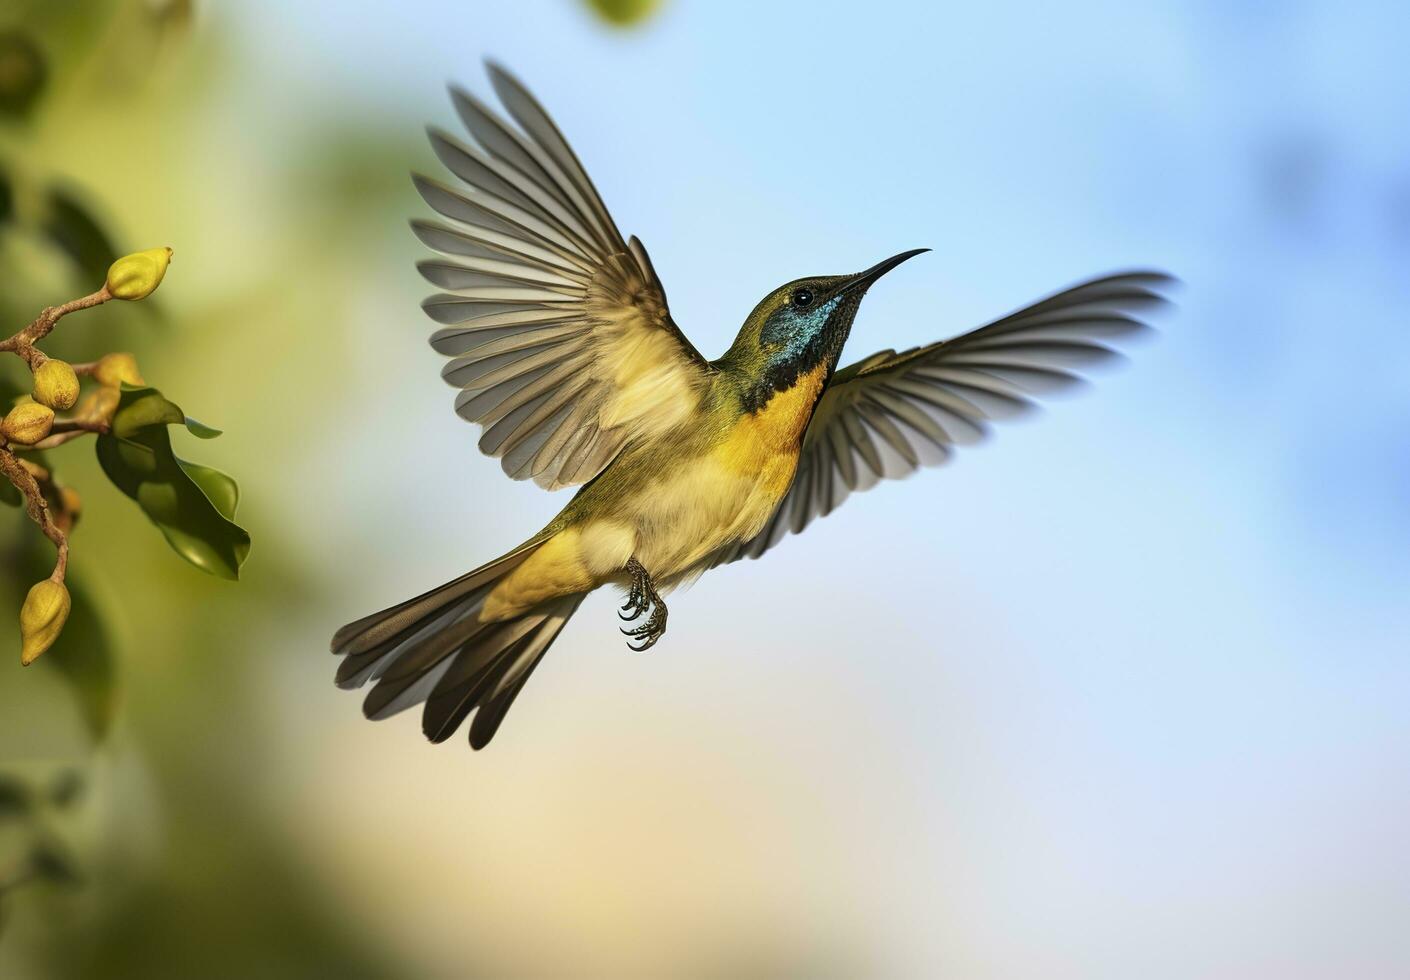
left=331, top=63, right=1173, bottom=749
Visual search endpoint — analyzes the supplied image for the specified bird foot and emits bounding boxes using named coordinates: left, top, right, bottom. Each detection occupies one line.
left=618, top=557, right=667, bottom=651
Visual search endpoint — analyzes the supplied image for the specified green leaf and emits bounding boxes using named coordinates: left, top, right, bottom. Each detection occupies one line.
left=177, top=460, right=238, bottom=520
left=182, top=416, right=222, bottom=439
left=95, top=386, right=250, bottom=580
left=0, top=162, right=12, bottom=225
left=0, top=31, right=48, bottom=119
left=110, top=382, right=183, bottom=434
left=0, top=479, right=18, bottom=508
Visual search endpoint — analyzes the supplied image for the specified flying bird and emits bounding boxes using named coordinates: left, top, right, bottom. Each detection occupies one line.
left=331, top=63, right=1173, bottom=749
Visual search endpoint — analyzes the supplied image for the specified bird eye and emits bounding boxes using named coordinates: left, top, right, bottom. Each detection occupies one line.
left=791, top=288, right=814, bottom=309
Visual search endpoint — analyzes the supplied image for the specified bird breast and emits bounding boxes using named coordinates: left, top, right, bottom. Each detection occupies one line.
left=624, top=363, right=829, bottom=578
left=485, top=363, right=830, bottom=617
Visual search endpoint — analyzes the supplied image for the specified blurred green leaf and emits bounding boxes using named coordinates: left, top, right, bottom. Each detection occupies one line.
left=0, top=480, right=18, bottom=508
left=0, top=31, right=47, bottom=119
left=0, top=163, right=12, bottom=224
left=584, top=0, right=662, bottom=26
left=42, top=186, right=117, bottom=285
left=2, top=530, right=116, bottom=743
left=148, top=0, right=195, bottom=35
left=95, top=386, right=250, bottom=580
left=29, top=839, right=81, bottom=885
left=40, top=568, right=116, bottom=742
left=0, top=776, right=27, bottom=819
left=48, top=769, right=84, bottom=809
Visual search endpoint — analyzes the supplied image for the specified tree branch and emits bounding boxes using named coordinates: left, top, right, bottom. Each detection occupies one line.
left=0, top=286, right=112, bottom=365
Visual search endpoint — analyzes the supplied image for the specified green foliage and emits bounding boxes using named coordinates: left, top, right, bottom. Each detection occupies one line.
left=95, top=385, right=249, bottom=580
left=2, top=532, right=115, bottom=742
left=584, top=0, right=662, bottom=27
left=36, top=582, right=113, bottom=742
left=0, top=31, right=48, bottom=119
left=43, top=186, right=119, bottom=286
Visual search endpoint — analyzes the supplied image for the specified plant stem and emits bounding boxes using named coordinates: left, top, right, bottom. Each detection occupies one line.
left=0, top=285, right=112, bottom=358
left=0, top=447, right=67, bottom=580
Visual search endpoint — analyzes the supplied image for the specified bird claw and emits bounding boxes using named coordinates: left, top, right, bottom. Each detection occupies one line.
left=621, top=606, right=666, bottom=651
left=618, top=557, right=667, bottom=651
left=619, top=590, right=646, bottom=621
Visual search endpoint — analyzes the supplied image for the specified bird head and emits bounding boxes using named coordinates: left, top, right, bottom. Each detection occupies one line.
left=720, top=249, right=928, bottom=411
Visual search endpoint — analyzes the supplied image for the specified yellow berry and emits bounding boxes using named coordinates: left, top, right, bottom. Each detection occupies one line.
left=32, top=358, right=80, bottom=410
left=19, top=579, right=71, bottom=666
left=2, top=401, right=55, bottom=445
left=105, top=247, right=172, bottom=301
left=93, top=352, right=144, bottom=388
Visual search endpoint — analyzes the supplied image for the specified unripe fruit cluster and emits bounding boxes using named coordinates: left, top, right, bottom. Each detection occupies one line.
left=5, top=247, right=172, bottom=664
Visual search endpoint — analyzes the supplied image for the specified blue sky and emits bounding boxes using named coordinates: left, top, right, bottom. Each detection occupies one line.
left=222, top=2, right=1410, bottom=974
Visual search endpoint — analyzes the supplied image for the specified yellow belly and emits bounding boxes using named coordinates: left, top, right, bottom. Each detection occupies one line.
left=482, top=365, right=827, bottom=618
left=630, top=363, right=827, bottom=577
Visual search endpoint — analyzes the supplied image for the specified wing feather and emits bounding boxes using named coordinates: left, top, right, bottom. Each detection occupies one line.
left=416, top=66, right=710, bottom=490
left=714, top=271, right=1175, bottom=566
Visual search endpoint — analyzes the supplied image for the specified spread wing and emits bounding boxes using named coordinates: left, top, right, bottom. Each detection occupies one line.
left=714, top=271, right=1175, bottom=565
left=415, top=63, right=711, bottom=490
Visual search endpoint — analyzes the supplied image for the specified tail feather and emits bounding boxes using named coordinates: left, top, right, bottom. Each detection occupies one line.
left=330, top=541, right=538, bottom=658
left=468, top=605, right=573, bottom=749
left=422, top=595, right=581, bottom=747
left=334, top=600, right=472, bottom=689
left=331, top=540, right=584, bottom=749
left=365, top=611, right=538, bottom=719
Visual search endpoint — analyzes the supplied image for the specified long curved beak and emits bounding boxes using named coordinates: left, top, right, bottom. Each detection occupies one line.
left=839, top=248, right=930, bottom=295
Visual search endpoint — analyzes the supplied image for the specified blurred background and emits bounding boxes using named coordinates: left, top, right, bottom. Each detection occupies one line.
left=1, top=0, right=1407, bottom=977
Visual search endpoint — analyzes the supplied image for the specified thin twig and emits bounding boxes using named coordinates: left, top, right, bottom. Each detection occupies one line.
left=0, top=286, right=111, bottom=358
left=48, top=418, right=109, bottom=436
left=0, top=448, right=67, bottom=580
left=21, top=461, right=79, bottom=536
left=24, top=430, right=93, bottom=451
left=14, top=417, right=113, bottom=452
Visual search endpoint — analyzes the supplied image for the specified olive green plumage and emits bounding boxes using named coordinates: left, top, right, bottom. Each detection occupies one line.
left=330, top=63, right=1174, bottom=749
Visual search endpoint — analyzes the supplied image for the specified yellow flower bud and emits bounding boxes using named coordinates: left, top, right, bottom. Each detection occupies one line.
left=105, top=247, right=172, bottom=301
left=19, top=579, right=71, bottom=666
left=93, top=352, right=144, bottom=388
left=32, top=358, right=80, bottom=410
left=2, top=401, right=55, bottom=445
left=77, top=386, right=121, bottom=424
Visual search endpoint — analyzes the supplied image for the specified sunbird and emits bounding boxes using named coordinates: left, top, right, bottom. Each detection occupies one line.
left=331, top=64, right=1173, bottom=749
